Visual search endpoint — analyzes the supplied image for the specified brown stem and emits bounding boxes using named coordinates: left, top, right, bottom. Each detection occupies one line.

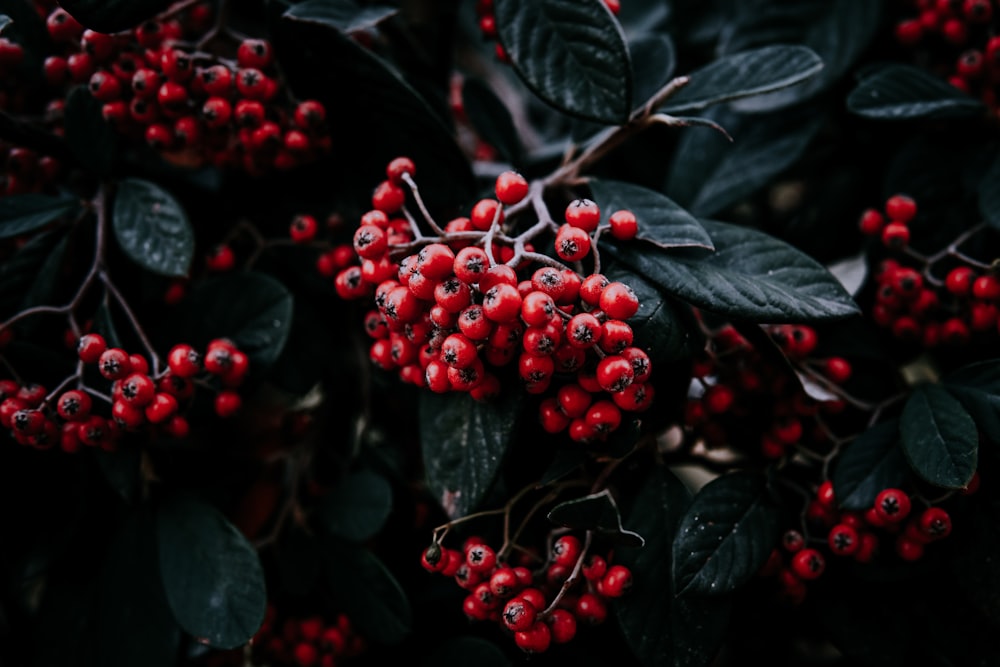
left=401, top=172, right=446, bottom=236
left=100, top=272, right=163, bottom=376
left=540, top=530, right=592, bottom=617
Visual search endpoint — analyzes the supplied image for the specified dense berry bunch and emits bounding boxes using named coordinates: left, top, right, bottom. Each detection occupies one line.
left=332, top=159, right=652, bottom=443
left=0, top=332, right=248, bottom=452
left=421, top=533, right=631, bottom=654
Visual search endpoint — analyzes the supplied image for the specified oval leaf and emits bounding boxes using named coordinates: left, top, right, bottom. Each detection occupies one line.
left=616, top=467, right=731, bottom=667
left=322, top=541, right=411, bottom=645
left=494, top=0, right=633, bottom=124
left=321, top=469, right=393, bottom=543
left=419, top=391, right=522, bottom=519
left=630, top=32, right=676, bottom=110
left=900, top=384, right=978, bottom=489
left=0, top=193, right=79, bottom=240
left=847, top=64, right=985, bottom=119
left=944, top=359, right=1000, bottom=445
left=588, top=178, right=713, bottom=250
left=601, top=220, right=861, bottom=322
left=181, top=272, right=294, bottom=368
left=283, top=0, right=398, bottom=33
left=58, top=0, right=172, bottom=32
left=831, top=420, right=905, bottom=510
left=661, top=45, right=824, bottom=114
left=672, top=471, right=779, bottom=596
left=978, top=154, right=1000, bottom=231
left=112, top=178, right=194, bottom=278
left=547, top=489, right=644, bottom=546
left=156, top=494, right=267, bottom=650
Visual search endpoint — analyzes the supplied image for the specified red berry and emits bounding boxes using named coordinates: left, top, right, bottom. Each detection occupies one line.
left=874, top=488, right=911, bottom=524
left=884, top=194, right=917, bottom=223
left=824, top=357, right=852, bottom=384
left=827, top=523, right=860, bottom=556
left=917, top=507, right=952, bottom=540
left=790, top=548, right=825, bottom=580
left=552, top=534, right=581, bottom=567
left=599, top=281, right=640, bottom=320
left=215, top=390, right=242, bottom=417
left=858, top=208, right=884, bottom=235
left=386, top=156, right=416, bottom=185
left=237, top=38, right=273, bottom=69
left=495, top=170, right=529, bottom=205
left=502, top=597, right=537, bottom=632
left=470, top=198, right=504, bottom=231
left=167, top=343, right=201, bottom=378
left=882, top=222, right=910, bottom=249
left=78, top=333, right=107, bottom=363
left=565, top=198, right=600, bottom=232
left=609, top=209, right=638, bottom=240
left=144, top=393, right=178, bottom=424
left=514, top=620, right=551, bottom=653
left=555, top=224, right=591, bottom=262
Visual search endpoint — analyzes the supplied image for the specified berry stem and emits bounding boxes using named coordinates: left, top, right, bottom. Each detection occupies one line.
left=100, top=271, right=163, bottom=377
left=401, top=172, right=447, bottom=236
left=539, top=530, right=592, bottom=618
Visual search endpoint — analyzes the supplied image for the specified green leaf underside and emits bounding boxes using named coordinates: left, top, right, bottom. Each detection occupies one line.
left=847, top=64, right=985, bottom=119
left=112, top=178, right=194, bottom=277
left=283, top=0, right=398, bottom=33
left=832, top=420, right=906, bottom=510
left=494, top=0, right=633, bottom=124
left=58, top=0, right=173, bottom=32
left=601, top=219, right=860, bottom=322
left=900, top=384, right=978, bottom=489
left=661, top=44, right=824, bottom=114
left=0, top=194, right=79, bottom=240
left=944, top=359, right=1000, bottom=444
left=672, top=471, right=779, bottom=596
left=419, top=391, right=521, bottom=519
left=323, top=542, right=412, bottom=645
left=548, top=489, right=644, bottom=547
left=588, top=178, right=713, bottom=249
left=616, top=468, right=731, bottom=667
left=321, top=469, right=393, bottom=543
left=156, top=494, right=267, bottom=650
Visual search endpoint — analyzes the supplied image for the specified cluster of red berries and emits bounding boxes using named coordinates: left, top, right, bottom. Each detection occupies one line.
left=202, top=605, right=365, bottom=667
left=0, top=141, right=63, bottom=196
left=683, top=319, right=851, bottom=459
left=420, top=533, right=631, bottom=653
left=894, top=0, right=1000, bottom=111
left=31, top=3, right=330, bottom=173
left=860, top=194, right=1000, bottom=347
left=0, top=332, right=248, bottom=452
left=473, top=0, right=621, bottom=63
left=331, top=158, right=652, bottom=443
left=760, top=478, right=975, bottom=605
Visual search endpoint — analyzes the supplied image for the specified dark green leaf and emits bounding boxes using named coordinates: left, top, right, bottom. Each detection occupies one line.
left=664, top=104, right=824, bottom=217
left=616, top=467, right=731, bottom=667
left=831, top=420, right=906, bottom=510
left=548, top=489, right=644, bottom=547
left=588, top=178, right=713, bottom=250
left=494, top=0, right=633, bottom=124
left=900, top=384, right=978, bottom=489
left=978, top=154, right=1000, bottom=231
left=602, top=220, right=861, bottom=322
left=944, top=359, right=1000, bottom=445
left=90, top=299, right=123, bottom=349
left=93, top=447, right=139, bottom=503
left=112, top=178, right=194, bottom=278
left=20, top=231, right=69, bottom=312
left=630, top=33, right=676, bottom=110
left=156, top=494, right=267, bottom=649
left=606, top=262, right=695, bottom=364
left=98, top=509, right=180, bottom=667
left=423, top=636, right=511, bottom=667
left=461, top=77, right=525, bottom=167
left=0, top=14, right=10, bottom=33
left=283, top=0, right=398, bottom=33
left=65, top=86, right=117, bottom=178
left=419, top=391, right=522, bottom=519
left=540, top=449, right=588, bottom=485
left=181, top=272, right=294, bottom=368
left=847, top=64, right=986, bottom=119
left=660, top=45, right=824, bottom=114
left=323, top=541, right=411, bottom=645
left=0, top=194, right=79, bottom=240
left=0, top=229, right=66, bottom=320
left=58, top=0, right=172, bottom=32
left=672, top=471, right=779, bottom=596
left=320, top=469, right=393, bottom=543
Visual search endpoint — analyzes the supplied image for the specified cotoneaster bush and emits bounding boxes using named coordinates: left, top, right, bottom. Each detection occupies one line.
left=0, top=0, right=999, bottom=666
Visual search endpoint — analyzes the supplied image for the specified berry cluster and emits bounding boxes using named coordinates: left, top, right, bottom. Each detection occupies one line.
left=421, top=533, right=631, bottom=654
left=202, top=605, right=365, bottom=667
left=33, top=3, right=330, bottom=173
left=859, top=193, right=1000, bottom=348
left=760, top=478, right=975, bottom=605
left=332, top=158, right=653, bottom=443
left=0, top=141, right=63, bottom=196
left=473, top=0, right=621, bottom=62
left=893, top=0, right=1000, bottom=111
left=0, top=332, right=248, bottom=452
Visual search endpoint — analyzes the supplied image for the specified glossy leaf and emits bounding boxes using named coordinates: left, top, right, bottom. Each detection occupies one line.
left=672, top=471, right=779, bottom=596
left=321, top=469, right=393, bottom=543
left=323, top=541, right=411, bottom=645
left=548, top=489, right=644, bottom=546
left=0, top=15, right=9, bottom=33
left=661, top=45, right=824, bottom=114
left=831, top=420, right=906, bottom=510
left=944, top=359, right=1000, bottom=444
left=0, top=194, right=79, bottom=240
left=112, top=178, right=194, bottom=278
left=978, top=154, right=1000, bottom=231
left=847, top=64, right=985, bottom=119
left=59, top=0, right=172, bottom=32
left=283, top=0, right=397, bottom=33
left=616, top=467, right=731, bottom=667
left=602, top=220, right=861, bottom=322
left=156, top=494, right=267, bottom=650
left=901, top=384, right=978, bottom=489
left=419, top=391, right=522, bottom=519
left=0, top=230, right=64, bottom=320
left=630, top=32, right=676, bottom=110
left=588, top=178, right=713, bottom=249
left=461, top=77, right=525, bottom=167
left=494, top=0, right=633, bottom=124
left=20, top=231, right=69, bottom=313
